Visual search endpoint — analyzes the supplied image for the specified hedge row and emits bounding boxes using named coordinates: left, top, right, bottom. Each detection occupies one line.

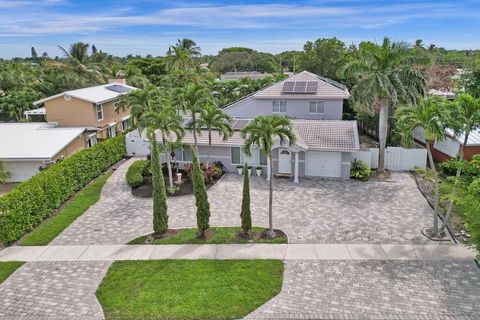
left=126, top=160, right=149, bottom=188
left=0, top=135, right=126, bottom=244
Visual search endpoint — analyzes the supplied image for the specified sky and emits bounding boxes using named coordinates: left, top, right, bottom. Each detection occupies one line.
left=0, top=0, right=479, bottom=58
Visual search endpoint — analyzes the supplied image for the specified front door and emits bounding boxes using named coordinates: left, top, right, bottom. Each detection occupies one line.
left=278, top=148, right=292, bottom=174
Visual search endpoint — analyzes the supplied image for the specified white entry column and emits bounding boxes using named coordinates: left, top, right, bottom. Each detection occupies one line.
left=294, top=152, right=299, bottom=183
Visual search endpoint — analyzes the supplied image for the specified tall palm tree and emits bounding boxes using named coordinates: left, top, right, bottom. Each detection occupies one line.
left=176, top=83, right=214, bottom=152
left=117, top=88, right=159, bottom=128
left=58, top=42, right=104, bottom=83
left=241, top=115, right=296, bottom=238
left=197, top=104, right=233, bottom=167
left=395, top=97, right=446, bottom=236
left=138, top=94, right=184, bottom=190
left=168, top=38, right=201, bottom=57
left=165, top=47, right=196, bottom=72
left=338, top=37, right=428, bottom=172
left=440, top=93, right=480, bottom=234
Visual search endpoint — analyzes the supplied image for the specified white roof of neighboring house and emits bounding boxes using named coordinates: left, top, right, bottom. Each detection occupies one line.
left=446, top=128, right=480, bottom=146
left=428, top=89, right=456, bottom=99
left=253, top=71, right=350, bottom=100
left=24, top=107, right=46, bottom=116
left=158, top=118, right=359, bottom=152
left=33, top=82, right=137, bottom=105
left=0, top=123, right=86, bottom=160
left=220, top=71, right=271, bottom=81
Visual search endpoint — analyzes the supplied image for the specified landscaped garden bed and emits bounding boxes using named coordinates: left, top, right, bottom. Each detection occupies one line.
left=96, top=260, right=284, bottom=320
left=128, top=160, right=224, bottom=198
left=128, top=227, right=288, bottom=245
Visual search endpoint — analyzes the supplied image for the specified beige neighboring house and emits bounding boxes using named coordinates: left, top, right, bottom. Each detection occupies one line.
left=31, top=79, right=136, bottom=147
left=0, top=123, right=87, bottom=182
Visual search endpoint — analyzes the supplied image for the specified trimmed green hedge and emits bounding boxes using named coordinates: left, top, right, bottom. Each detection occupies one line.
left=0, top=135, right=126, bottom=244
left=126, top=160, right=149, bottom=188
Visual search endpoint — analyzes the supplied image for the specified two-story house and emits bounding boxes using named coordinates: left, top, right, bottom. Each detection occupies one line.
left=1, top=80, right=136, bottom=182
left=156, top=71, right=360, bottom=181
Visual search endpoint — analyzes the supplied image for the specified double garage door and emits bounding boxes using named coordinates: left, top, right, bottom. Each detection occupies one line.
left=305, top=151, right=342, bottom=178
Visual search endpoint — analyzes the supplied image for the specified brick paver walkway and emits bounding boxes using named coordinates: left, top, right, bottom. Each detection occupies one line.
left=52, top=158, right=437, bottom=245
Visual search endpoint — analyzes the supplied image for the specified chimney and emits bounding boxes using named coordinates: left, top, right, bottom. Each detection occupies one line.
left=108, top=78, right=127, bottom=85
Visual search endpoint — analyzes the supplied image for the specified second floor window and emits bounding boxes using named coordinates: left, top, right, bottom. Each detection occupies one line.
left=96, top=104, right=104, bottom=121
left=272, top=100, right=287, bottom=113
left=309, top=101, right=325, bottom=114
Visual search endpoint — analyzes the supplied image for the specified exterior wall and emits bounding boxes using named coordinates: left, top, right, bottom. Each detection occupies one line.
left=341, top=152, right=352, bottom=180
left=464, top=146, right=480, bottom=160
left=226, top=98, right=343, bottom=120
left=52, top=133, right=87, bottom=161
left=44, top=96, right=130, bottom=139
left=2, top=160, right=45, bottom=182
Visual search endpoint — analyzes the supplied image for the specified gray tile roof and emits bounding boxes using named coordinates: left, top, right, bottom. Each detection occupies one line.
left=254, top=71, right=350, bottom=100
left=158, top=118, right=359, bottom=152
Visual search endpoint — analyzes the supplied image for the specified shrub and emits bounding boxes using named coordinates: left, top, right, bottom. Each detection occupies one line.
left=190, top=146, right=210, bottom=238
left=240, top=163, right=252, bottom=234
left=183, top=162, right=222, bottom=183
left=350, top=160, right=372, bottom=182
left=0, top=135, right=126, bottom=244
left=126, top=160, right=149, bottom=188
left=151, top=142, right=168, bottom=234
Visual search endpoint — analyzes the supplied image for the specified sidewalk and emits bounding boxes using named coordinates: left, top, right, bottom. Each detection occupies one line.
left=0, top=243, right=476, bottom=262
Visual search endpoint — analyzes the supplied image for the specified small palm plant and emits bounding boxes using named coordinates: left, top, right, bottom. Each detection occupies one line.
left=197, top=104, right=233, bottom=167
left=395, top=97, right=447, bottom=237
left=241, top=114, right=296, bottom=238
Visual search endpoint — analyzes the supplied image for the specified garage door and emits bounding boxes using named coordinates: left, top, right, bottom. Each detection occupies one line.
left=3, top=161, right=43, bottom=182
left=305, top=151, right=342, bottom=178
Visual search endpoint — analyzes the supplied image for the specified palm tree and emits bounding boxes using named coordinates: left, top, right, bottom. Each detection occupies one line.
left=395, top=97, right=446, bottom=236
left=138, top=93, right=184, bottom=190
left=58, top=42, right=104, bottom=83
left=439, top=93, right=480, bottom=234
left=168, top=38, right=201, bottom=57
left=338, top=37, right=428, bottom=172
left=197, top=104, right=233, bottom=167
left=165, top=47, right=196, bottom=72
left=176, top=83, right=214, bottom=152
left=117, top=88, right=159, bottom=128
left=241, top=115, right=296, bottom=238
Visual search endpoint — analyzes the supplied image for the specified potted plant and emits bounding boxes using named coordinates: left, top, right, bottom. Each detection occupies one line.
left=236, top=165, right=243, bottom=175
left=247, top=166, right=253, bottom=176
left=256, top=166, right=262, bottom=176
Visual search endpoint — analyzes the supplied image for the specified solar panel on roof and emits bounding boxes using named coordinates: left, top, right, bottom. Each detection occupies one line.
left=306, top=81, right=319, bottom=93
left=282, top=81, right=295, bottom=93
left=293, top=81, right=307, bottom=93
left=105, top=85, right=132, bottom=93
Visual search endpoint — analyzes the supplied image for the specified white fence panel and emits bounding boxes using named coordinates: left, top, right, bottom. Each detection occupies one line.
left=126, top=131, right=150, bottom=157
left=361, top=147, right=426, bottom=171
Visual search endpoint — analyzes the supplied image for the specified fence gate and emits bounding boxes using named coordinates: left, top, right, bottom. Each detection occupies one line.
left=385, top=147, right=404, bottom=170
left=125, top=131, right=150, bottom=157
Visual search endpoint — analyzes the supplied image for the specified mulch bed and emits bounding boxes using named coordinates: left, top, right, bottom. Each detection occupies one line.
left=369, top=170, right=394, bottom=182
left=131, top=169, right=223, bottom=198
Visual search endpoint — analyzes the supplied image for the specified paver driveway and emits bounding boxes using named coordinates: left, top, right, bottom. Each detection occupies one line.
left=52, top=158, right=435, bottom=245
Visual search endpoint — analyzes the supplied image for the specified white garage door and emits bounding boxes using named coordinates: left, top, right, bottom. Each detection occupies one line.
left=305, top=151, right=342, bottom=178
left=2, top=161, right=44, bottom=182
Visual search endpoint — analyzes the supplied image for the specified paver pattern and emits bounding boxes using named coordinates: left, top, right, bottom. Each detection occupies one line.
left=0, top=261, right=110, bottom=320
left=246, top=260, right=480, bottom=320
left=52, top=159, right=435, bottom=245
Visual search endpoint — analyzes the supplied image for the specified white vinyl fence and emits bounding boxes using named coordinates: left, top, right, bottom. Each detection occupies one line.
left=352, top=147, right=427, bottom=171
left=126, top=131, right=150, bottom=156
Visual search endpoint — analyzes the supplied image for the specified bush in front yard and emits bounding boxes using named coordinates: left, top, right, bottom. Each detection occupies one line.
left=350, top=160, right=372, bottom=182
left=240, top=163, right=252, bottom=234
left=190, top=146, right=210, bottom=238
left=0, top=135, right=126, bottom=244
left=126, top=160, right=149, bottom=188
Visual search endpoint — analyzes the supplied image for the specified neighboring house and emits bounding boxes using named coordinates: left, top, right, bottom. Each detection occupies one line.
left=220, top=71, right=271, bottom=81
left=31, top=79, right=136, bottom=146
left=428, top=89, right=456, bottom=100
left=157, top=71, right=359, bottom=181
left=413, top=127, right=480, bottom=161
left=0, top=123, right=87, bottom=182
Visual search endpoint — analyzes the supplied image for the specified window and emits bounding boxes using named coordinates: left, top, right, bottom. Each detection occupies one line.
left=108, top=125, right=116, bottom=138
left=231, top=147, right=267, bottom=166
left=87, top=134, right=97, bottom=148
left=309, top=101, right=325, bottom=114
left=121, top=118, right=131, bottom=131
left=272, top=100, right=287, bottom=113
left=173, top=148, right=192, bottom=162
left=96, top=104, right=104, bottom=121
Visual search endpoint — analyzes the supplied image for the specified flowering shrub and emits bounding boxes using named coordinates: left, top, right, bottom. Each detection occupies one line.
left=183, top=163, right=222, bottom=183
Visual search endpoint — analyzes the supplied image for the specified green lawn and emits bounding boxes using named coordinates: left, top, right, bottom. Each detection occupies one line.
left=439, top=178, right=474, bottom=230
left=20, top=173, right=112, bottom=246
left=96, top=260, right=284, bottom=320
left=128, top=227, right=288, bottom=245
left=0, top=262, right=24, bottom=284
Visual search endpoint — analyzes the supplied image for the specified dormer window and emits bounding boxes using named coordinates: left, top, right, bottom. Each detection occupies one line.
left=309, top=101, right=325, bottom=114
left=96, top=104, right=104, bottom=121
left=272, top=100, right=287, bottom=113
